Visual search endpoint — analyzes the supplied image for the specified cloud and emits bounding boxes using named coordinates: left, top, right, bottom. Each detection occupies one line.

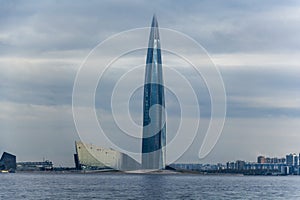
left=0, top=0, right=300, bottom=165
left=221, top=65, right=300, bottom=118
left=212, top=53, right=300, bottom=68
left=0, top=57, right=77, bottom=105
left=200, top=117, right=300, bottom=163
left=168, top=1, right=300, bottom=54
left=1, top=0, right=300, bottom=56
left=0, top=101, right=79, bottom=166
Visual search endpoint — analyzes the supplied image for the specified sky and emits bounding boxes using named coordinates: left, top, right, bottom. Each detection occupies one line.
left=0, top=0, right=300, bottom=167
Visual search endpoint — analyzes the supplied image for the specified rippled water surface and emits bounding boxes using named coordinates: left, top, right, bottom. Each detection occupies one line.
left=1, top=173, right=300, bottom=199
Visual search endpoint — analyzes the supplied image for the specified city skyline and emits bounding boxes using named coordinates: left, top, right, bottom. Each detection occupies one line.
left=0, top=1, right=300, bottom=167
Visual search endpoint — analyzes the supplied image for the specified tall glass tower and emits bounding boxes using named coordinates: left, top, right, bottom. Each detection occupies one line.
left=142, top=15, right=166, bottom=170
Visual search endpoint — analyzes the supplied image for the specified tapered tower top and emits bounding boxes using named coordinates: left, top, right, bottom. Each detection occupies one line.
left=151, top=14, right=158, bottom=28
left=148, top=15, right=160, bottom=48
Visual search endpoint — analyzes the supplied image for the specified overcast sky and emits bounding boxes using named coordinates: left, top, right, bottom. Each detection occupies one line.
left=1, top=0, right=300, bottom=166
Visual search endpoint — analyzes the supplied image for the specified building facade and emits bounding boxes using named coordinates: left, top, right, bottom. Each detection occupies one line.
left=74, top=141, right=140, bottom=171
left=286, top=153, right=296, bottom=166
left=17, top=160, right=53, bottom=171
left=257, top=156, right=286, bottom=164
left=0, top=152, right=16, bottom=172
left=142, top=15, right=166, bottom=170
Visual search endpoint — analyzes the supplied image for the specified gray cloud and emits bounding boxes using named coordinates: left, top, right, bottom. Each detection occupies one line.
left=0, top=59, right=77, bottom=105
left=0, top=0, right=300, bottom=165
left=221, top=66, right=300, bottom=118
left=1, top=0, right=300, bottom=56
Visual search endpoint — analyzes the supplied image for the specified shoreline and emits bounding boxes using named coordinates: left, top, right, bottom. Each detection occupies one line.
left=10, top=170, right=293, bottom=176
left=10, top=170, right=245, bottom=176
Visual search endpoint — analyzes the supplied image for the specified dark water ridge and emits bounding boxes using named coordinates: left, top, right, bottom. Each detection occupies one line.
left=1, top=173, right=300, bottom=199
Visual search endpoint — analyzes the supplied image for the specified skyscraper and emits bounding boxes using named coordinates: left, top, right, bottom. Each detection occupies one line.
left=142, top=15, right=166, bottom=170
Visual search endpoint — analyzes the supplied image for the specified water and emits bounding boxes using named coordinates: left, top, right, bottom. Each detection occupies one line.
left=1, top=173, right=300, bottom=199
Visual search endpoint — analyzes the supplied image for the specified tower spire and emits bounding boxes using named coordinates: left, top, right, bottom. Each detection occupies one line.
left=151, top=14, right=158, bottom=28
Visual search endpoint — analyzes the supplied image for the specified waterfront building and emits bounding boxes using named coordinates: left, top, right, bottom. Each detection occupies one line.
left=286, top=153, right=296, bottom=166
left=226, top=162, right=235, bottom=170
left=281, top=166, right=289, bottom=175
left=169, top=163, right=225, bottom=171
left=257, top=156, right=266, bottom=164
left=226, top=159, right=285, bottom=175
left=74, top=141, right=140, bottom=171
left=284, top=153, right=300, bottom=174
left=0, top=152, right=16, bottom=172
left=17, top=160, right=53, bottom=171
left=142, top=15, right=166, bottom=170
left=73, top=16, right=166, bottom=171
left=293, top=154, right=299, bottom=166
left=257, top=155, right=286, bottom=164
left=235, top=160, right=246, bottom=170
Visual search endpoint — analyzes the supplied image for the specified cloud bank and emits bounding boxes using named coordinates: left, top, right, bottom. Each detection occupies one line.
left=0, top=0, right=299, bottom=166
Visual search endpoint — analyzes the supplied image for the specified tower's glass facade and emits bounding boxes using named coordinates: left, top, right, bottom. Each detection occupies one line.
left=142, top=15, right=166, bottom=170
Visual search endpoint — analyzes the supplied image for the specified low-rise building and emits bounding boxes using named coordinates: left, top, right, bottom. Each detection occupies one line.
left=17, top=160, right=53, bottom=171
left=74, top=141, right=140, bottom=171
